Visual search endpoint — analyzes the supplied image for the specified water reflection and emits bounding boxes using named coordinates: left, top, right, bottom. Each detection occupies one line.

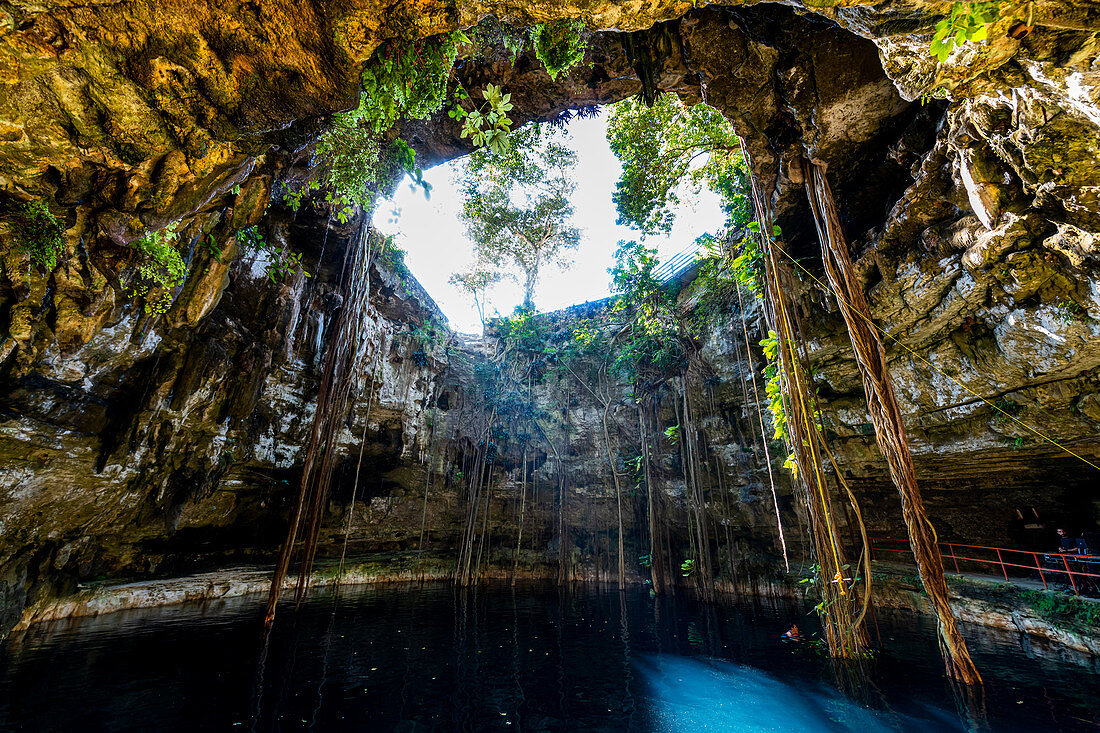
left=0, top=583, right=1095, bottom=732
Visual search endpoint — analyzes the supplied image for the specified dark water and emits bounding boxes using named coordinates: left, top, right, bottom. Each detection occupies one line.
left=0, top=583, right=1097, bottom=731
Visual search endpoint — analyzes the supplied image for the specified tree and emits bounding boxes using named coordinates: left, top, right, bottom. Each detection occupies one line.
left=607, top=93, right=751, bottom=235
left=449, top=264, right=503, bottom=331
left=459, top=123, right=581, bottom=310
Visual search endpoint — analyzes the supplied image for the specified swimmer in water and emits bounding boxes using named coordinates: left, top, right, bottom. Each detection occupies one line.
left=782, top=624, right=801, bottom=641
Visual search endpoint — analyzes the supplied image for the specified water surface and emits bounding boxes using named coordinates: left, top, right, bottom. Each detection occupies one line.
left=0, top=582, right=1096, bottom=731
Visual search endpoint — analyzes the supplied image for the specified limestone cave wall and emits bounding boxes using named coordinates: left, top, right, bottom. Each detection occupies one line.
left=1, top=1, right=1099, bottom=632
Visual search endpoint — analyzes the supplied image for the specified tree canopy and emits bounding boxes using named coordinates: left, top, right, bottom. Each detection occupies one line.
left=607, top=94, right=751, bottom=235
left=449, top=264, right=503, bottom=329
left=459, top=123, right=581, bottom=310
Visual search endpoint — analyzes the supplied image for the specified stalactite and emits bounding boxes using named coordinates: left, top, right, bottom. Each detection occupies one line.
left=802, top=159, right=981, bottom=684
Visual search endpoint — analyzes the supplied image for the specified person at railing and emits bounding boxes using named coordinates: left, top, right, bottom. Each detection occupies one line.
left=1056, top=528, right=1081, bottom=554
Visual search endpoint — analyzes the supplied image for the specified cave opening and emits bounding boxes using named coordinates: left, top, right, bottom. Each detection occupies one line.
left=372, top=103, right=729, bottom=333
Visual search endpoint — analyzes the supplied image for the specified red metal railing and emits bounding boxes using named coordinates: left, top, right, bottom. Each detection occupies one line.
left=869, top=537, right=1100, bottom=595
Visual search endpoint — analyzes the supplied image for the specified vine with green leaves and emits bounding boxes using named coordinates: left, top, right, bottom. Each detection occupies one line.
left=283, top=29, right=506, bottom=220
left=5, top=200, right=65, bottom=272
left=236, top=226, right=311, bottom=283
left=127, top=225, right=187, bottom=316
left=930, top=2, right=1000, bottom=62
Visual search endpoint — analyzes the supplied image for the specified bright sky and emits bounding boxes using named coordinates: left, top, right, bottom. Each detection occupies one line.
left=373, top=111, right=725, bottom=334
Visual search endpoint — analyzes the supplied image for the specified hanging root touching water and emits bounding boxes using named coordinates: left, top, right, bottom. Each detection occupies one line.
left=802, top=158, right=980, bottom=685
left=265, top=222, right=378, bottom=628
left=740, top=137, right=868, bottom=659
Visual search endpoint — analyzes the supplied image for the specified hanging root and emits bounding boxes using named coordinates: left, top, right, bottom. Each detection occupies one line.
left=264, top=223, right=378, bottom=628
left=802, top=158, right=981, bottom=685
left=740, top=136, right=868, bottom=659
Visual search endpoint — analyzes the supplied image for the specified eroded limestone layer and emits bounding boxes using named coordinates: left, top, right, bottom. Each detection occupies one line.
left=1, top=1, right=1098, bottom=634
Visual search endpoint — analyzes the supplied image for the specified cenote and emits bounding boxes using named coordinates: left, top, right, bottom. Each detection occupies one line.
left=3, top=0, right=1100, bottom=730
left=2, top=583, right=1098, bottom=731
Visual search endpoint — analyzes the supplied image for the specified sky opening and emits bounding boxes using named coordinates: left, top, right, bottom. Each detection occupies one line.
left=373, top=110, right=726, bottom=334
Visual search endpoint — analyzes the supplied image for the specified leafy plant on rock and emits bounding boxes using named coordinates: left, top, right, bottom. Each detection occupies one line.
left=128, top=225, right=187, bottom=316
left=7, top=200, right=65, bottom=272
left=930, top=2, right=999, bottom=62
left=451, top=83, right=515, bottom=155
left=531, top=20, right=587, bottom=80
left=608, top=240, right=684, bottom=382
left=236, top=226, right=311, bottom=283
left=285, top=30, right=469, bottom=216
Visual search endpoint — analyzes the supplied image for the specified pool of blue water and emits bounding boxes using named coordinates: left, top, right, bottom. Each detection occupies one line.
left=0, top=582, right=1096, bottom=731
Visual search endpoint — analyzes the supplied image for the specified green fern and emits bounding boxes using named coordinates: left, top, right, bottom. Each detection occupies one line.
left=128, top=226, right=187, bottom=316
left=531, top=20, right=587, bottom=80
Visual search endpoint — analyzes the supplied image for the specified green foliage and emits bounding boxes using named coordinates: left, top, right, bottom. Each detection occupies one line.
left=377, top=235, right=410, bottom=278
left=759, top=329, right=798, bottom=478
left=237, top=226, right=311, bottom=283
left=608, top=241, right=683, bottom=382
left=688, top=233, right=758, bottom=336
left=992, top=396, right=1023, bottom=425
left=128, top=226, right=187, bottom=316
left=664, top=424, right=681, bottom=443
left=204, top=234, right=224, bottom=263
left=282, top=180, right=320, bottom=213
left=452, top=83, right=515, bottom=155
left=313, top=105, right=381, bottom=213
left=449, top=265, right=503, bottom=327
left=1054, top=300, right=1084, bottom=325
left=531, top=20, right=587, bottom=80
left=920, top=87, right=950, bottom=105
left=1019, top=590, right=1100, bottom=627
left=607, top=94, right=749, bottom=234
left=288, top=30, right=466, bottom=214
left=680, top=557, right=696, bottom=577
left=391, top=138, right=431, bottom=197
left=500, top=307, right=553, bottom=354
left=7, top=200, right=64, bottom=271
left=930, top=2, right=998, bottom=62
left=460, top=123, right=580, bottom=309
left=468, top=16, right=527, bottom=61
left=357, top=32, right=463, bottom=137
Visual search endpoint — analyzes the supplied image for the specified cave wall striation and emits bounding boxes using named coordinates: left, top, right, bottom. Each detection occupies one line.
left=1, top=0, right=1099, bottom=631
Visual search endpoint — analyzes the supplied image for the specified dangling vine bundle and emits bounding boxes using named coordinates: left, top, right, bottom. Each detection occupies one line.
left=265, top=222, right=379, bottom=627
left=738, top=139, right=869, bottom=659
left=801, top=159, right=980, bottom=684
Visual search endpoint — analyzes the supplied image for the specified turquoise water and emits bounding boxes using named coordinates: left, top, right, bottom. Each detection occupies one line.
left=0, top=583, right=1096, bottom=731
